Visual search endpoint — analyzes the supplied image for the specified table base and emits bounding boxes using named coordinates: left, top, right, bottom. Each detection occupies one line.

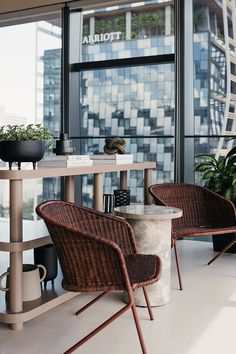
left=128, top=218, right=172, bottom=306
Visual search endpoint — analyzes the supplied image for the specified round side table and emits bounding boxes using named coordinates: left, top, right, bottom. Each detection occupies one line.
left=114, top=204, right=182, bottom=306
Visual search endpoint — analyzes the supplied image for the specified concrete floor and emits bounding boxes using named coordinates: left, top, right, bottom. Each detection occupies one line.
left=0, top=240, right=236, bottom=354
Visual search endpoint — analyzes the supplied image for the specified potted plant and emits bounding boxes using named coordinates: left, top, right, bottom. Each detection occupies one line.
left=0, top=124, right=53, bottom=170
left=195, top=145, right=236, bottom=252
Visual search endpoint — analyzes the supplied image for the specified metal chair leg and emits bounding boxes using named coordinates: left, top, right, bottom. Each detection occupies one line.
left=131, top=303, right=148, bottom=354
left=75, top=291, right=108, bottom=316
left=173, top=241, right=183, bottom=290
left=65, top=304, right=131, bottom=354
left=142, top=287, right=154, bottom=320
left=208, top=237, right=236, bottom=265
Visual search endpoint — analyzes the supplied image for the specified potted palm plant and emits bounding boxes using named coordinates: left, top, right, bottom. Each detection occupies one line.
left=0, top=124, right=53, bottom=170
left=195, top=145, right=236, bottom=252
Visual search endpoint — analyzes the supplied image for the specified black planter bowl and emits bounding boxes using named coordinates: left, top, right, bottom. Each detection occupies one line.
left=0, top=140, right=45, bottom=170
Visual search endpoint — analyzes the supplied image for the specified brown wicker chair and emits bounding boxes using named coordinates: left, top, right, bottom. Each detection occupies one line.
left=36, top=200, right=161, bottom=354
left=148, top=183, right=236, bottom=290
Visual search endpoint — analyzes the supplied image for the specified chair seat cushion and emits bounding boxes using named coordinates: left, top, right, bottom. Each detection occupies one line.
left=125, top=254, right=161, bottom=289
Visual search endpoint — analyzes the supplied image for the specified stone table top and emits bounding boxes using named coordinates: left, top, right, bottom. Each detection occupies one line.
left=114, top=204, right=182, bottom=220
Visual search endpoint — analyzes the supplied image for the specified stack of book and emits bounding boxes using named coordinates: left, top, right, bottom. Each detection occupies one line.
left=37, top=155, right=93, bottom=168
left=90, top=154, right=134, bottom=165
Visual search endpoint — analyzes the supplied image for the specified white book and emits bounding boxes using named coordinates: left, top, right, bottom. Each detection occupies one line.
left=90, top=154, right=133, bottom=160
left=92, top=159, right=133, bottom=165
left=41, top=155, right=91, bottom=161
left=37, top=160, right=93, bottom=168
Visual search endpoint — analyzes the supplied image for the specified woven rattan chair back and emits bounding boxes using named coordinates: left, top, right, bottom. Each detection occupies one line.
left=149, top=183, right=235, bottom=230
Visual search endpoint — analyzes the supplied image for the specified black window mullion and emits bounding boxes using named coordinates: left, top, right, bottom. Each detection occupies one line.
left=71, top=53, right=175, bottom=72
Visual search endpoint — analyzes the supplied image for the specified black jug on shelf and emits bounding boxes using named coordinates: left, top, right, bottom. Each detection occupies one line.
left=34, top=244, right=58, bottom=288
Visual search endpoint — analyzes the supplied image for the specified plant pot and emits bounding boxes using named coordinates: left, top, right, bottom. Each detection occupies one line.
left=0, top=140, right=45, bottom=170
left=212, top=198, right=236, bottom=253
left=212, top=234, right=236, bottom=253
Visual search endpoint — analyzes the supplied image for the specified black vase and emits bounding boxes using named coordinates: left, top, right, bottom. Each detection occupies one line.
left=34, top=244, right=58, bottom=288
left=103, top=193, right=114, bottom=213
left=0, top=140, right=45, bottom=170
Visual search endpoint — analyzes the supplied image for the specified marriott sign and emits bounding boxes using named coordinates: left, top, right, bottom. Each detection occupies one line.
left=82, top=31, right=122, bottom=45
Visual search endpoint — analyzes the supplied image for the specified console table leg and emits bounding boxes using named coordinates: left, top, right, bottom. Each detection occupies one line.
left=120, top=171, right=127, bottom=190
left=11, top=323, right=23, bottom=330
left=144, top=169, right=153, bottom=205
left=10, top=179, right=23, bottom=330
left=65, top=176, right=75, bottom=202
left=93, top=173, right=103, bottom=211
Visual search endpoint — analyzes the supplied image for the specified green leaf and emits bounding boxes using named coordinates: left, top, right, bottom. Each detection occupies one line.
left=225, top=187, right=233, bottom=200
left=195, top=154, right=218, bottom=163
left=217, top=157, right=226, bottom=171
left=195, top=163, right=213, bottom=172
left=201, top=171, right=215, bottom=180
left=226, top=145, right=236, bottom=158
left=0, top=124, right=53, bottom=149
left=226, top=155, right=236, bottom=167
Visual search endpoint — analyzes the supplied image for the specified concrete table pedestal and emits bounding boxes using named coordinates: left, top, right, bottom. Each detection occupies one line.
left=114, top=204, right=182, bottom=306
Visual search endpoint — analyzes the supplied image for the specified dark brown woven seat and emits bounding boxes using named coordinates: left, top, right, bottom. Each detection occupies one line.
left=149, top=183, right=236, bottom=290
left=36, top=200, right=161, bottom=354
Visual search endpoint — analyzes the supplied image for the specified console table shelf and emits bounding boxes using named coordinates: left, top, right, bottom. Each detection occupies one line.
left=0, top=162, right=156, bottom=329
left=0, top=273, right=78, bottom=325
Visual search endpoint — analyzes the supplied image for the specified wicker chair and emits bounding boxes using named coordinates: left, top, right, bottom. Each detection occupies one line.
left=148, top=183, right=236, bottom=290
left=36, top=200, right=161, bottom=354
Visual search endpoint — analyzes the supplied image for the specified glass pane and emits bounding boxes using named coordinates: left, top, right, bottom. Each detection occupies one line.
left=185, top=1, right=236, bottom=185
left=79, top=0, right=174, bottom=63
left=0, top=17, right=62, bottom=228
left=193, top=1, right=235, bottom=138
left=79, top=137, right=174, bottom=207
left=80, top=64, right=175, bottom=137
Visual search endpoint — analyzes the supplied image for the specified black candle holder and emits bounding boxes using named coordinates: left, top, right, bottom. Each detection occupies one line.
left=103, top=194, right=114, bottom=213
left=53, top=133, right=74, bottom=155
left=114, top=189, right=131, bottom=207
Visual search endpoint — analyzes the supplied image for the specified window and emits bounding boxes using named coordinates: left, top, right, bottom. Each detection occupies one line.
left=185, top=1, right=236, bottom=184
left=0, top=11, right=62, bottom=221
left=70, top=0, right=175, bottom=206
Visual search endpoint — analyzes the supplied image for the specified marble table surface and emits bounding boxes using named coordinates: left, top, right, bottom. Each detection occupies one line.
left=114, top=204, right=182, bottom=220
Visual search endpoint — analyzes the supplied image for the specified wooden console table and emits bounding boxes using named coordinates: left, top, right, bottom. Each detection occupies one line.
left=0, top=162, right=155, bottom=329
